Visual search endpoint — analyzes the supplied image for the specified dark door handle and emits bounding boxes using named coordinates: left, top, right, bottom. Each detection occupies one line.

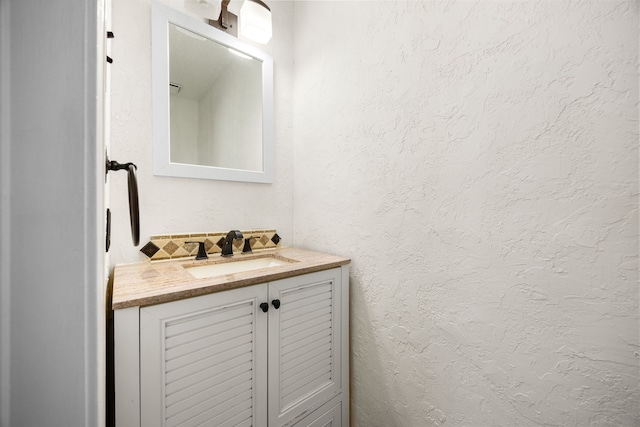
left=272, top=299, right=280, bottom=309
left=126, top=163, right=140, bottom=246
left=260, top=302, right=269, bottom=313
left=106, top=157, right=140, bottom=246
left=105, top=208, right=111, bottom=252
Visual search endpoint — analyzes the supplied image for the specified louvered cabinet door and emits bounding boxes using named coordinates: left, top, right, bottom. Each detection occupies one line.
left=267, top=268, right=343, bottom=427
left=140, top=284, right=268, bottom=427
left=293, top=401, right=342, bottom=427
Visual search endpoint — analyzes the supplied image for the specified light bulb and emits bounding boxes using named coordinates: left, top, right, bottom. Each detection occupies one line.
left=240, top=0, right=272, bottom=44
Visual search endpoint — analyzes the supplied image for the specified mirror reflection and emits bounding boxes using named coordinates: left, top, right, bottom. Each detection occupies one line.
left=169, top=23, right=263, bottom=172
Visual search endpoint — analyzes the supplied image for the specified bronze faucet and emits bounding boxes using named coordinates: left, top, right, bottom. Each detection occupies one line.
left=221, top=230, right=243, bottom=257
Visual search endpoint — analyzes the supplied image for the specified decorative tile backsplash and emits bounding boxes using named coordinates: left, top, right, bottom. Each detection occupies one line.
left=140, top=229, right=281, bottom=261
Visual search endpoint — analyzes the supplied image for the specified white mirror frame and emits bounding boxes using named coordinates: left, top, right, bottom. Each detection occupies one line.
left=151, top=1, right=274, bottom=183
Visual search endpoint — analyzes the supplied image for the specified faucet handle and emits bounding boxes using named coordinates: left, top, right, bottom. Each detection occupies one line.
left=186, top=241, right=208, bottom=260
left=242, top=236, right=259, bottom=254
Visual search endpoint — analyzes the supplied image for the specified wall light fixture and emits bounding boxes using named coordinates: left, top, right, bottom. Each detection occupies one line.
left=186, top=0, right=272, bottom=44
left=239, top=0, right=272, bottom=44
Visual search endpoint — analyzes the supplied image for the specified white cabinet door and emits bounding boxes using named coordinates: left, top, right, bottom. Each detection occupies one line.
left=140, top=284, right=268, bottom=427
left=293, top=401, right=342, bottom=427
left=268, top=268, right=343, bottom=427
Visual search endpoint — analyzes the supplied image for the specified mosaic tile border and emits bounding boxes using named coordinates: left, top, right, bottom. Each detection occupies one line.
left=140, top=229, right=281, bottom=261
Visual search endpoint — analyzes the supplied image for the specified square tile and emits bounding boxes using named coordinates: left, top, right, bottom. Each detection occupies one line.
left=271, top=233, right=281, bottom=245
left=163, top=241, right=179, bottom=255
left=140, top=241, right=160, bottom=258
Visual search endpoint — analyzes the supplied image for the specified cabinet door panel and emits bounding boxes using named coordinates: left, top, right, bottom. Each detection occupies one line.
left=165, top=355, right=252, bottom=407
left=282, top=370, right=333, bottom=403
left=281, top=296, right=332, bottom=321
left=165, top=322, right=254, bottom=367
left=282, top=346, right=332, bottom=379
left=281, top=336, right=332, bottom=366
left=269, top=268, right=342, bottom=427
left=294, top=402, right=342, bottom=427
left=140, top=285, right=268, bottom=427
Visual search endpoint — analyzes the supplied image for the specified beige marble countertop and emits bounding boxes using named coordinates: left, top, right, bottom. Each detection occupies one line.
left=111, top=247, right=350, bottom=309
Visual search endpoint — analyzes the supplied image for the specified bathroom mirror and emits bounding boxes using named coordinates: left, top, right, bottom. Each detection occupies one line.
left=152, top=2, right=274, bottom=183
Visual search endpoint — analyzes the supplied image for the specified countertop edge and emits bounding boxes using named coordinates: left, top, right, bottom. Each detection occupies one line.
left=112, top=248, right=350, bottom=310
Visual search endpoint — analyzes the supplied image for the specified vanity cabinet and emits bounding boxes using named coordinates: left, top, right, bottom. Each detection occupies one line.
left=114, top=266, right=349, bottom=427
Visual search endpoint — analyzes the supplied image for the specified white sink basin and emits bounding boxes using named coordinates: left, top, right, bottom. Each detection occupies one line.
left=185, top=255, right=294, bottom=279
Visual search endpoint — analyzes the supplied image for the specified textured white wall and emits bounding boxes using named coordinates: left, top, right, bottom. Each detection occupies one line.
left=109, top=0, right=294, bottom=268
left=292, top=1, right=639, bottom=426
